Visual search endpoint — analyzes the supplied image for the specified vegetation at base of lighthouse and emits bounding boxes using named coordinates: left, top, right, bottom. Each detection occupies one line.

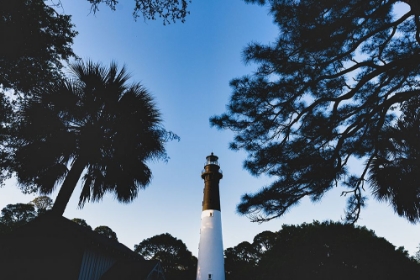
left=2, top=198, right=420, bottom=280
left=224, top=221, right=420, bottom=280
left=135, top=233, right=197, bottom=280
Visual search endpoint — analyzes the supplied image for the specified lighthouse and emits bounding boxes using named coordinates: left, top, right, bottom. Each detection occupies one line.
left=196, top=153, right=225, bottom=280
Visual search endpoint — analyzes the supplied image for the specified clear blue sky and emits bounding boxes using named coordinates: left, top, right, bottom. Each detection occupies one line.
left=0, top=0, right=418, bottom=257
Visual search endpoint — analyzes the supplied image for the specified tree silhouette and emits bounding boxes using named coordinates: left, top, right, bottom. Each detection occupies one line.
left=256, top=221, right=420, bottom=280
left=70, top=219, right=119, bottom=241
left=252, top=230, right=277, bottom=254
left=1, top=0, right=76, bottom=187
left=0, top=94, right=13, bottom=186
left=415, top=244, right=420, bottom=263
left=12, top=60, right=178, bottom=216
left=368, top=95, right=420, bottom=222
left=71, top=218, right=92, bottom=230
left=85, top=0, right=190, bottom=24
left=0, top=0, right=76, bottom=92
left=94, top=225, right=118, bottom=241
left=30, top=196, right=53, bottom=215
left=134, top=233, right=197, bottom=280
left=211, top=0, right=420, bottom=223
left=0, top=203, right=37, bottom=234
left=224, top=230, right=277, bottom=280
left=224, top=241, right=259, bottom=280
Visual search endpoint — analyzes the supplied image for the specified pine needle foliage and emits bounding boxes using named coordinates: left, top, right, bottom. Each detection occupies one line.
left=211, top=0, right=420, bottom=223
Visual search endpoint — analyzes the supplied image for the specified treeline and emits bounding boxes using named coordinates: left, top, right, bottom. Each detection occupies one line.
left=0, top=198, right=195, bottom=279
left=0, top=197, right=118, bottom=240
left=2, top=200, right=419, bottom=280
left=224, top=221, right=420, bottom=280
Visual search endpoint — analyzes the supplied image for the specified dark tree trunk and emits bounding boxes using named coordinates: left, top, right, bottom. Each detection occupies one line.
left=404, top=0, right=420, bottom=14
left=51, top=157, right=87, bottom=216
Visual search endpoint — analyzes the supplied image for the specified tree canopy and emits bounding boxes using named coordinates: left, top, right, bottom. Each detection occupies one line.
left=71, top=218, right=93, bottom=230
left=224, top=230, right=278, bottom=280
left=94, top=225, right=118, bottom=241
left=11, top=60, right=178, bottom=216
left=256, top=221, right=419, bottom=280
left=0, top=0, right=77, bottom=187
left=224, top=241, right=259, bottom=280
left=224, top=222, right=420, bottom=279
left=1, top=1, right=180, bottom=210
left=0, top=0, right=190, bottom=94
left=134, top=233, right=197, bottom=280
left=30, top=196, right=53, bottom=215
left=85, top=0, right=190, bottom=24
left=368, top=94, right=420, bottom=221
left=0, top=0, right=77, bottom=93
left=0, top=203, right=37, bottom=234
left=415, top=244, right=420, bottom=263
left=211, top=0, right=420, bottom=223
left=0, top=94, right=13, bottom=186
left=70, top=219, right=118, bottom=240
left=0, top=197, right=54, bottom=234
left=0, top=0, right=190, bottom=93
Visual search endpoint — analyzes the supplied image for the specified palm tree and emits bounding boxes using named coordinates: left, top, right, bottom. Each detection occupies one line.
left=368, top=95, right=420, bottom=222
left=12, top=60, right=178, bottom=216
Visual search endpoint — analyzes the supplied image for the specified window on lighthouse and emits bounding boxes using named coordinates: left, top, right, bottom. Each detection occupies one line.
left=210, top=213, right=213, bottom=217
left=208, top=274, right=212, bottom=279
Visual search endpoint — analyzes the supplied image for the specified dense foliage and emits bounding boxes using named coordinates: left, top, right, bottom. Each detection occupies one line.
left=0, top=0, right=77, bottom=187
left=0, top=201, right=119, bottom=242
left=3, top=208, right=418, bottom=280
left=0, top=0, right=77, bottom=92
left=0, top=197, right=56, bottom=234
left=225, top=230, right=277, bottom=280
left=0, top=0, right=190, bottom=94
left=86, top=0, right=190, bottom=24
left=1, top=1, right=179, bottom=213
left=0, top=203, right=37, bottom=234
left=71, top=218, right=118, bottom=240
left=211, top=0, right=420, bottom=223
left=225, top=221, right=420, bottom=280
left=30, top=196, right=53, bottom=214
left=368, top=95, right=420, bottom=221
left=94, top=225, right=118, bottom=241
left=134, top=233, right=197, bottom=280
left=225, top=241, right=259, bottom=280
left=11, top=61, right=179, bottom=215
left=0, top=94, right=13, bottom=185
left=71, top=218, right=93, bottom=230
left=261, top=221, right=419, bottom=280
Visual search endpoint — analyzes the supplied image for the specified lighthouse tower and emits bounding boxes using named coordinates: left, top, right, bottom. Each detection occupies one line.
left=196, top=153, right=225, bottom=280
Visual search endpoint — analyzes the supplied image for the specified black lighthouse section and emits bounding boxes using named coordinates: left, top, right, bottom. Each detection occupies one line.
left=201, top=153, right=223, bottom=211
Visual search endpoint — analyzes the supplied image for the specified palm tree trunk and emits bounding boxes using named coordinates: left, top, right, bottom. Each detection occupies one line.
left=51, top=157, right=86, bottom=216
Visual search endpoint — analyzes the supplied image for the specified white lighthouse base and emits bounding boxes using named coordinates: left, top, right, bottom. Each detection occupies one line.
left=196, top=210, right=225, bottom=280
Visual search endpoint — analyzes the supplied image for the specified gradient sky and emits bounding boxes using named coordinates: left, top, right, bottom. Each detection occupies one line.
left=0, top=0, right=418, bottom=257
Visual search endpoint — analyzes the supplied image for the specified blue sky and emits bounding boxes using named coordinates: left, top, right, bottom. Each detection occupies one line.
left=1, top=0, right=419, bottom=257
